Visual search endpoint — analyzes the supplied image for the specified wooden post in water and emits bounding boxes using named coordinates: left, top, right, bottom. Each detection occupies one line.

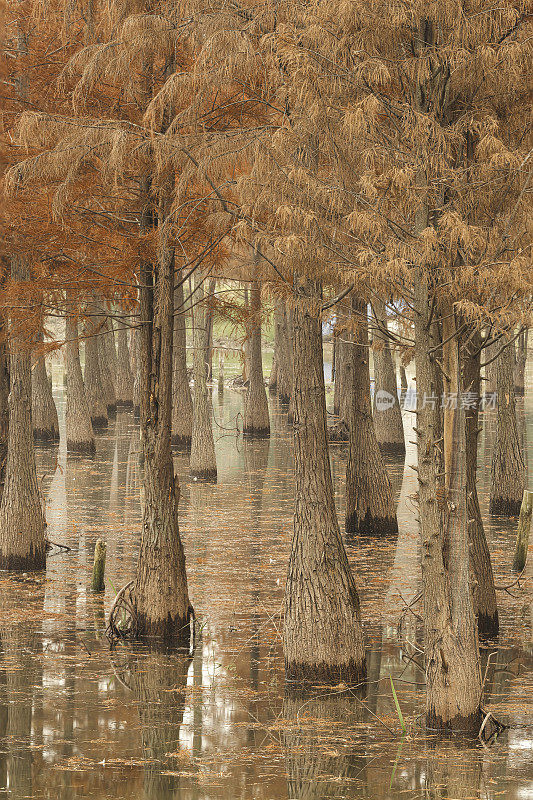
left=91, top=538, right=107, bottom=592
left=512, top=490, right=532, bottom=572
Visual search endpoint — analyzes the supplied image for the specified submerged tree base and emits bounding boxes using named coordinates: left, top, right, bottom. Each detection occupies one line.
left=107, top=579, right=193, bottom=651
left=67, top=439, right=96, bottom=456
left=191, top=468, right=217, bottom=482
left=0, top=547, right=46, bottom=571
left=33, top=428, right=60, bottom=443
left=171, top=434, right=191, bottom=450
left=243, top=425, right=270, bottom=439
left=346, top=510, right=398, bottom=537
left=477, top=611, right=499, bottom=639
left=285, top=658, right=367, bottom=687
left=116, top=400, right=134, bottom=410
left=378, top=441, right=406, bottom=458
left=91, top=416, right=108, bottom=430
left=489, top=498, right=522, bottom=516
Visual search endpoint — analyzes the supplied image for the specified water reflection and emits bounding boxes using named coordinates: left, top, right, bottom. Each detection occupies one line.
left=0, top=380, right=528, bottom=799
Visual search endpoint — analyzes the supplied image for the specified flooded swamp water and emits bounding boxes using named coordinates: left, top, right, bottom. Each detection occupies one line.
left=0, top=370, right=532, bottom=800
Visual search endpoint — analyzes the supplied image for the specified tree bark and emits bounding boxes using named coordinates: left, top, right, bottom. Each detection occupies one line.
left=243, top=265, right=270, bottom=438
left=489, top=332, right=526, bottom=516
left=83, top=303, right=108, bottom=429
left=514, top=328, right=528, bottom=396
left=190, top=272, right=217, bottom=480
left=115, top=320, right=135, bottom=407
left=372, top=297, right=405, bottom=456
left=276, top=303, right=293, bottom=406
left=131, top=325, right=141, bottom=417
left=64, top=314, right=95, bottom=455
left=171, top=271, right=193, bottom=448
left=0, top=259, right=46, bottom=570
left=413, top=272, right=482, bottom=734
left=284, top=280, right=366, bottom=685
left=132, top=219, right=191, bottom=644
left=31, top=330, right=59, bottom=442
left=269, top=300, right=282, bottom=395
left=0, top=311, right=9, bottom=498
left=96, top=306, right=117, bottom=418
left=345, top=297, right=398, bottom=536
left=462, top=329, right=498, bottom=637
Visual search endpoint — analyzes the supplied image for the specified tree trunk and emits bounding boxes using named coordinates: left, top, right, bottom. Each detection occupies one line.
left=372, top=297, right=405, bottom=456
left=190, top=273, right=217, bottom=480
left=462, top=329, right=498, bottom=637
left=0, top=259, right=46, bottom=570
left=243, top=268, right=270, bottom=438
left=413, top=272, right=482, bottom=734
left=171, top=272, right=193, bottom=448
left=64, top=314, right=95, bottom=455
left=83, top=304, right=108, bottom=429
left=0, top=313, right=9, bottom=498
left=31, top=331, right=59, bottom=442
left=284, top=280, right=366, bottom=685
left=115, top=321, right=135, bottom=407
left=132, top=224, right=191, bottom=644
left=489, top=333, right=526, bottom=516
left=269, top=300, right=283, bottom=395
left=345, top=297, right=398, bottom=536
left=514, top=328, right=528, bottom=396
left=276, top=303, right=293, bottom=405
left=131, top=325, right=141, bottom=417
left=96, top=305, right=117, bottom=418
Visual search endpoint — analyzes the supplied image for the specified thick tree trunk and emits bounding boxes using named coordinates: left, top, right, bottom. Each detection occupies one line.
left=64, top=314, right=95, bottom=455
left=276, top=303, right=293, bottom=406
left=243, top=271, right=270, bottom=438
left=345, top=297, right=398, bottom=536
left=132, top=230, right=191, bottom=644
left=489, top=333, right=526, bottom=516
left=0, top=315, right=8, bottom=497
left=190, top=273, right=217, bottom=480
left=269, top=300, right=283, bottom=395
left=514, top=328, right=528, bottom=396
left=115, top=321, right=134, bottom=408
left=0, top=259, right=46, bottom=570
left=171, top=273, right=193, bottom=448
left=131, top=325, right=141, bottom=417
left=413, top=272, right=482, bottom=734
left=31, top=332, right=59, bottom=442
left=83, top=306, right=108, bottom=429
left=483, top=338, right=498, bottom=396
left=96, top=307, right=117, bottom=419
left=372, top=297, right=405, bottom=456
left=284, top=281, right=366, bottom=685
left=462, top=330, right=498, bottom=637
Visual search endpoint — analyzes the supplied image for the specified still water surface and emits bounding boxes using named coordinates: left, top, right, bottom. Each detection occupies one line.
left=0, top=373, right=532, bottom=800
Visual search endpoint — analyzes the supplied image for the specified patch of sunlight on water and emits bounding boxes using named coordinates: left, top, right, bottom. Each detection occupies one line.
left=0, top=363, right=530, bottom=800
